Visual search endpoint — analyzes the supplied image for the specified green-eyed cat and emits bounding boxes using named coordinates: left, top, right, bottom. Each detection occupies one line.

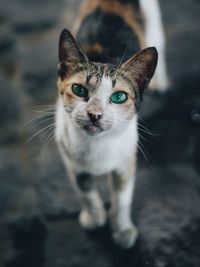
left=55, top=0, right=167, bottom=248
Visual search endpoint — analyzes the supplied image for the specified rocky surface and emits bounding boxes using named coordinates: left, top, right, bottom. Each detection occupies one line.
left=0, top=0, right=200, bottom=267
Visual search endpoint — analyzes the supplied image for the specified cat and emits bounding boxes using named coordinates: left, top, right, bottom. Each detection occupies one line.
left=55, top=0, right=167, bottom=249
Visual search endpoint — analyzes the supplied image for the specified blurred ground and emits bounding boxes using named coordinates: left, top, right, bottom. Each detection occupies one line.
left=0, top=0, right=200, bottom=267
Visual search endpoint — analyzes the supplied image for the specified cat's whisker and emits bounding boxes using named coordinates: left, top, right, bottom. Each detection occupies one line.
left=31, top=105, right=56, bottom=114
left=137, top=121, right=154, bottom=132
left=41, top=129, right=55, bottom=155
left=19, top=113, right=55, bottom=132
left=137, top=115, right=146, bottom=122
left=38, top=120, right=55, bottom=142
left=138, top=124, right=166, bottom=138
left=137, top=123, right=156, bottom=138
left=30, top=117, right=55, bottom=131
left=32, top=109, right=56, bottom=114
left=33, top=104, right=55, bottom=108
left=117, top=47, right=127, bottom=69
left=137, top=126, right=156, bottom=137
left=72, top=114, right=86, bottom=119
left=32, top=104, right=56, bottom=109
left=23, top=123, right=56, bottom=146
left=30, top=110, right=55, bottom=117
left=137, top=115, right=162, bottom=137
left=138, top=132, right=150, bottom=143
left=137, top=140, right=154, bottom=171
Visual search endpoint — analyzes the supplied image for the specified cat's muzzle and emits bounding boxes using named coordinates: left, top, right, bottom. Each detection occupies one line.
left=82, top=121, right=103, bottom=136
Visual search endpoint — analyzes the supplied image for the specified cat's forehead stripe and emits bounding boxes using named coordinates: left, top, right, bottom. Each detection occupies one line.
left=97, top=75, right=113, bottom=99
left=85, top=63, right=118, bottom=88
left=85, top=63, right=104, bottom=86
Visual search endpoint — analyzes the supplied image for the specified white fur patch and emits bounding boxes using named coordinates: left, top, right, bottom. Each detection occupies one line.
left=96, top=75, right=113, bottom=107
left=140, top=0, right=169, bottom=90
left=111, top=177, right=135, bottom=231
left=55, top=97, right=66, bottom=143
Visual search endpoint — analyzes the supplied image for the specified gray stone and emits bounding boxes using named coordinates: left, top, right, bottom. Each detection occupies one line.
left=22, top=34, right=58, bottom=104
left=0, top=76, right=22, bottom=143
left=0, top=32, right=16, bottom=55
left=3, top=0, right=63, bottom=34
left=134, top=164, right=200, bottom=267
left=45, top=219, right=113, bottom=267
left=0, top=147, right=40, bottom=222
left=0, top=30, right=20, bottom=81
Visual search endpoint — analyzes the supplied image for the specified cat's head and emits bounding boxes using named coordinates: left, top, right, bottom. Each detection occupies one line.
left=57, top=28, right=157, bottom=136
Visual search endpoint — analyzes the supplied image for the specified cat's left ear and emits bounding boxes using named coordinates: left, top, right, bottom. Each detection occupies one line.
left=121, top=47, right=158, bottom=95
left=58, top=28, right=88, bottom=79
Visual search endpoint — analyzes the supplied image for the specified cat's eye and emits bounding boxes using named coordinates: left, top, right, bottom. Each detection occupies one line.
left=110, top=91, right=128, bottom=104
left=72, top=84, right=88, bottom=98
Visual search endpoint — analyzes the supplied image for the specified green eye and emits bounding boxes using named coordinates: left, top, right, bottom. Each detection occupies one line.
left=110, top=91, right=128, bottom=104
left=72, top=84, right=88, bottom=98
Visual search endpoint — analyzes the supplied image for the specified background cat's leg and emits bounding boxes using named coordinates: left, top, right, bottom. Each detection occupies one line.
left=109, top=164, right=138, bottom=248
left=58, top=143, right=106, bottom=230
left=140, top=0, right=169, bottom=91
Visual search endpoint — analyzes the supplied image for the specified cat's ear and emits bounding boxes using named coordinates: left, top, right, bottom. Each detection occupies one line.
left=121, top=47, right=158, bottom=94
left=58, top=28, right=88, bottom=78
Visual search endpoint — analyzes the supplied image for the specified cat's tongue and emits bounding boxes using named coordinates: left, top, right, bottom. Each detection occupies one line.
left=83, top=124, right=102, bottom=135
left=88, top=125, right=98, bottom=133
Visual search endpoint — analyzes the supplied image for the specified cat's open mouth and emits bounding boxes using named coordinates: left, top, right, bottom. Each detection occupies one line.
left=82, top=122, right=103, bottom=136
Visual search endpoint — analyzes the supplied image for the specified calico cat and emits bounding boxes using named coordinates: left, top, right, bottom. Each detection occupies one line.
left=55, top=0, right=166, bottom=248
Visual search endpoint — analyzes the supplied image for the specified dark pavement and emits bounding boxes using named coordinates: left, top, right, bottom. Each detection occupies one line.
left=0, top=0, right=200, bottom=266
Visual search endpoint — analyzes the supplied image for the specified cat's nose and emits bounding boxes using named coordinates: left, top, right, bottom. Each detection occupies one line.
left=87, top=110, right=102, bottom=122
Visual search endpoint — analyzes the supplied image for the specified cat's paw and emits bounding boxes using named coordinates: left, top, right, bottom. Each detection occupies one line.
left=79, top=209, right=107, bottom=230
left=112, top=224, right=138, bottom=249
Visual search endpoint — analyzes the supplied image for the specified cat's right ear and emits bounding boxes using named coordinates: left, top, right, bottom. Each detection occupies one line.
left=58, top=28, right=88, bottom=79
left=121, top=47, right=158, bottom=95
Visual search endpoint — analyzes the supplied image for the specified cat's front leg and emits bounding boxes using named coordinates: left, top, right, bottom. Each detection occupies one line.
left=109, top=164, right=138, bottom=249
left=58, top=142, right=106, bottom=230
left=76, top=173, right=107, bottom=230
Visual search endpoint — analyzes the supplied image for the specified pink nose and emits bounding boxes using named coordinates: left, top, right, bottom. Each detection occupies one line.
left=87, top=108, right=102, bottom=122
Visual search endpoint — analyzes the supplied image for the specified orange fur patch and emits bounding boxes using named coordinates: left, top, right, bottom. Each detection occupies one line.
left=112, top=158, right=136, bottom=190
left=83, top=42, right=104, bottom=55
left=58, top=72, right=86, bottom=95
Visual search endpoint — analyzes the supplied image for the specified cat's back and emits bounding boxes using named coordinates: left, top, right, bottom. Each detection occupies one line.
left=73, top=0, right=145, bottom=64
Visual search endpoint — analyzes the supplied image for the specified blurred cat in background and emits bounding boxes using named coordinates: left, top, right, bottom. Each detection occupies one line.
left=55, top=0, right=168, bottom=248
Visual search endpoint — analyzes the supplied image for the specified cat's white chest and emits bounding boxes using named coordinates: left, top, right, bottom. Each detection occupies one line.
left=56, top=106, right=138, bottom=175
left=74, top=132, right=137, bottom=175
left=76, top=136, right=137, bottom=175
